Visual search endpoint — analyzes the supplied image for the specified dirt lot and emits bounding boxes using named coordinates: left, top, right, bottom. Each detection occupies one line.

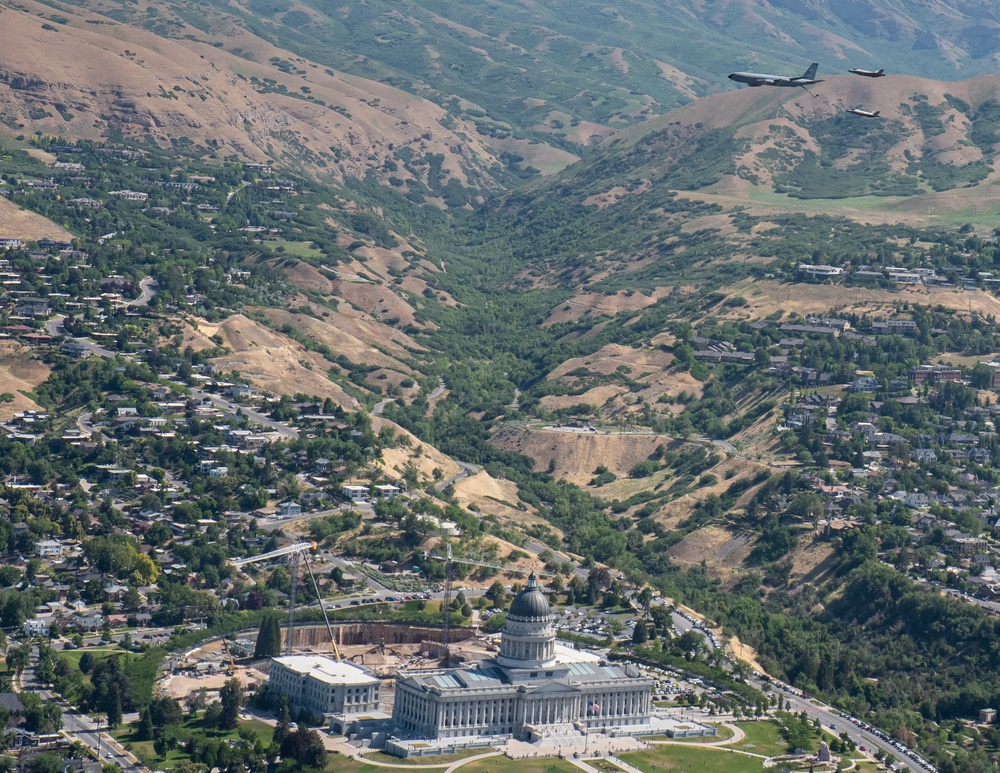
left=162, top=664, right=267, bottom=702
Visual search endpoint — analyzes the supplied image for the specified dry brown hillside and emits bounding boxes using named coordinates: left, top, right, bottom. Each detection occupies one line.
left=0, top=0, right=500, bottom=194
left=0, top=342, right=50, bottom=421
left=0, top=196, right=72, bottom=241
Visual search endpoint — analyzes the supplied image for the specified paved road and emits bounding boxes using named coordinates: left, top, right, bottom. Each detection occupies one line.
left=435, top=461, right=479, bottom=492
left=522, top=540, right=587, bottom=581
left=45, top=277, right=155, bottom=338
left=47, top=327, right=118, bottom=358
left=126, top=276, right=158, bottom=308
left=428, top=377, right=446, bottom=401
left=21, top=644, right=147, bottom=772
left=76, top=412, right=102, bottom=439
left=753, top=679, right=934, bottom=773
left=189, top=387, right=299, bottom=439
left=44, top=314, right=65, bottom=336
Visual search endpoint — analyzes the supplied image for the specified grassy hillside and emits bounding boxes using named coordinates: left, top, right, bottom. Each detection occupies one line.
left=0, top=0, right=514, bottom=200
left=57, top=0, right=1000, bottom=154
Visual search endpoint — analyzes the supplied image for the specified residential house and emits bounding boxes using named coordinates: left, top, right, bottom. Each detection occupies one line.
left=278, top=501, right=302, bottom=517
left=34, top=540, right=64, bottom=558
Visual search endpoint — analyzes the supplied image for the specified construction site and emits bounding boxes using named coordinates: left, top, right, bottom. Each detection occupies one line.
left=158, top=541, right=509, bottom=716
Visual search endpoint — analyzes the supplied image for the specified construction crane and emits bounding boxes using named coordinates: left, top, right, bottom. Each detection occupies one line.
left=230, top=542, right=341, bottom=659
left=222, top=633, right=238, bottom=675
left=426, top=545, right=554, bottom=662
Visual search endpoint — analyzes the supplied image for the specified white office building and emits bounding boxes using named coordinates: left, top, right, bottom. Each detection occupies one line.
left=268, top=655, right=380, bottom=718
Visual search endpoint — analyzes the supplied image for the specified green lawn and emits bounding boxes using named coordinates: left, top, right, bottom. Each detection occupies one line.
left=113, top=714, right=273, bottom=770
left=272, top=239, right=322, bottom=257
left=362, top=748, right=491, bottom=765
left=457, top=758, right=579, bottom=773
left=731, top=721, right=787, bottom=757
left=621, top=744, right=766, bottom=773
left=58, top=646, right=122, bottom=671
left=328, top=755, right=576, bottom=773
left=324, top=757, right=386, bottom=773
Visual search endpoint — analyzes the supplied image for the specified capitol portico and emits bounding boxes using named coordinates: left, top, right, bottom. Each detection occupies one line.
left=390, top=575, right=655, bottom=747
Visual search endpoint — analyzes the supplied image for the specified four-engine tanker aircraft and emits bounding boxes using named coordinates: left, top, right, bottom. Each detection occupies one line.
left=728, top=62, right=890, bottom=118
left=728, top=62, right=822, bottom=90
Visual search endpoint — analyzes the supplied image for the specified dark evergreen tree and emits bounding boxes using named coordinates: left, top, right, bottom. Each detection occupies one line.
left=137, top=708, right=154, bottom=742
left=254, top=612, right=283, bottom=659
left=273, top=695, right=291, bottom=746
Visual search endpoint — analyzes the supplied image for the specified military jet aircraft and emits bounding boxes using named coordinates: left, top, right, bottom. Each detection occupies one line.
left=728, top=63, right=821, bottom=90
left=848, top=68, right=885, bottom=78
left=846, top=107, right=881, bottom=118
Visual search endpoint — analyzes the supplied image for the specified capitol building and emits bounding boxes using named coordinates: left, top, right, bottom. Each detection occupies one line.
left=391, top=575, right=654, bottom=745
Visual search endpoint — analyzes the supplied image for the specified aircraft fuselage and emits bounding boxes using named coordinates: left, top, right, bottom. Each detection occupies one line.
left=728, top=72, right=822, bottom=87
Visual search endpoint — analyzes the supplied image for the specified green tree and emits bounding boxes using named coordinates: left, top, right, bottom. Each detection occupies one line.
left=254, top=612, right=283, bottom=659
left=274, top=695, right=291, bottom=746
left=147, top=695, right=183, bottom=729
left=136, top=708, right=154, bottom=742
left=279, top=727, right=327, bottom=768
left=78, top=651, right=95, bottom=674
left=6, top=644, right=29, bottom=674
left=219, top=677, right=242, bottom=730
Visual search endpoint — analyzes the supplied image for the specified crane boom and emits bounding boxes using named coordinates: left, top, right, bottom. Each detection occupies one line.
left=427, top=547, right=555, bottom=664
left=231, top=542, right=343, bottom=660
left=230, top=542, right=315, bottom=567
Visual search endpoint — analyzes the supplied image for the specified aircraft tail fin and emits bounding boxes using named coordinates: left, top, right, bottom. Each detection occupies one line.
left=873, top=111, right=880, bottom=117
left=802, top=63, right=819, bottom=80
left=877, top=69, right=884, bottom=74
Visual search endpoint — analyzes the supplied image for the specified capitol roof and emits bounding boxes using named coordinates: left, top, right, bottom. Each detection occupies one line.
left=507, top=574, right=551, bottom=621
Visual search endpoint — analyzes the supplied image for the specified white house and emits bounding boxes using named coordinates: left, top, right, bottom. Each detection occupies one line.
left=342, top=485, right=368, bottom=503
left=34, top=540, right=64, bottom=558
left=23, top=618, right=52, bottom=637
